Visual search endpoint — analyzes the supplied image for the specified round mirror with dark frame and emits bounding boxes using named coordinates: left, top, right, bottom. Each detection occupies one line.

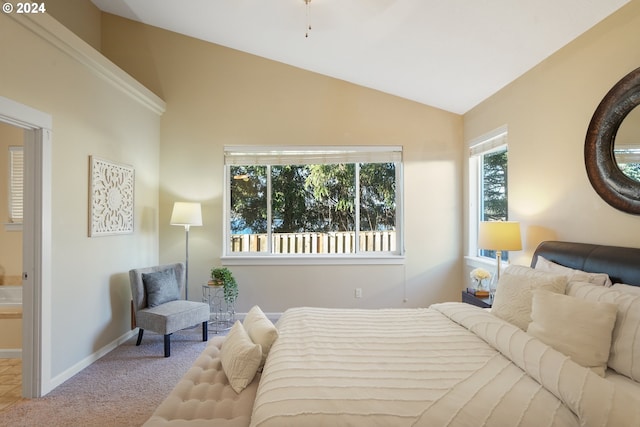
left=585, top=66, right=640, bottom=214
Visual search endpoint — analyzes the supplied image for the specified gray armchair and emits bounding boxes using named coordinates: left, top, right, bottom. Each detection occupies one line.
left=129, top=263, right=209, bottom=357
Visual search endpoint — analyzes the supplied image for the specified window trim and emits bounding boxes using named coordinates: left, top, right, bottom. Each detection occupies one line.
left=220, top=254, right=406, bottom=266
left=222, top=145, right=405, bottom=264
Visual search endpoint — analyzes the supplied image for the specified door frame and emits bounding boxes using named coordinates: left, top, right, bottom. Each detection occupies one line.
left=0, top=96, right=51, bottom=398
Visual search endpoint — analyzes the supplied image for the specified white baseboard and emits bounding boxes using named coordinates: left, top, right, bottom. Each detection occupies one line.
left=48, top=329, right=137, bottom=392
left=0, top=349, right=22, bottom=358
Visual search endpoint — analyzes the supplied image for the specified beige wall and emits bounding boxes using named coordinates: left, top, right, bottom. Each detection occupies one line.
left=1, top=13, right=161, bottom=379
left=0, top=123, right=23, bottom=285
left=464, top=0, right=640, bottom=267
left=45, top=0, right=102, bottom=50
left=101, top=14, right=464, bottom=313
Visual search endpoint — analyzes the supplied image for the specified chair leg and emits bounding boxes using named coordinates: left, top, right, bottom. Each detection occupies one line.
left=136, top=329, right=144, bottom=346
left=164, top=334, right=171, bottom=357
left=202, top=321, right=208, bottom=342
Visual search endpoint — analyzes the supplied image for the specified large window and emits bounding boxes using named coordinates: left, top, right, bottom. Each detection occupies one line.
left=224, top=146, right=403, bottom=259
left=469, top=129, right=509, bottom=260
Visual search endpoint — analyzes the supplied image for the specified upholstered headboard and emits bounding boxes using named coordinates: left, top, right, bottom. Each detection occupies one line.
left=531, top=241, right=640, bottom=287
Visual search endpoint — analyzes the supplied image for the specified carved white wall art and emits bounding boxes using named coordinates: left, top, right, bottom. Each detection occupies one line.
left=89, top=156, right=134, bottom=236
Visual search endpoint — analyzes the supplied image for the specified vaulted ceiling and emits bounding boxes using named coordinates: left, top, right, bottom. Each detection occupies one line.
left=92, top=0, right=631, bottom=114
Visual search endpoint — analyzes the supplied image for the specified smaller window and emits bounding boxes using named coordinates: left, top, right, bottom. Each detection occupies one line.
left=478, top=147, right=508, bottom=260
left=8, top=146, right=23, bottom=224
left=469, top=128, right=509, bottom=260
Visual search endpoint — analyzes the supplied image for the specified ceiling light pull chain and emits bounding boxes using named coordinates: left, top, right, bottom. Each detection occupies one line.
left=305, top=0, right=312, bottom=38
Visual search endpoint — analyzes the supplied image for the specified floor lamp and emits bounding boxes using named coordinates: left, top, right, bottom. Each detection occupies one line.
left=478, top=221, right=522, bottom=281
left=170, top=202, right=202, bottom=301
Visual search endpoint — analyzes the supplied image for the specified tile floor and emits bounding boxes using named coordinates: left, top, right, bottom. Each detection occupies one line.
left=0, top=359, right=22, bottom=412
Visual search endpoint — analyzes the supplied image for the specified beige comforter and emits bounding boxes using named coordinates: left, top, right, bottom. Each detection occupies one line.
left=250, top=303, right=640, bottom=427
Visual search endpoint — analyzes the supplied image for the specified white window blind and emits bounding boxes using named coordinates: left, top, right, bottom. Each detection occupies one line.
left=469, top=127, right=508, bottom=157
left=8, top=146, right=23, bottom=223
left=224, top=145, right=402, bottom=166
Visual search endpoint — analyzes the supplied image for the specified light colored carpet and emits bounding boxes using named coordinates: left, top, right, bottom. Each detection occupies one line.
left=0, top=327, right=224, bottom=427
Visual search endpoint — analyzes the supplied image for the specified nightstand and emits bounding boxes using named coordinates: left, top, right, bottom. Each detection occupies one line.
left=461, top=290, right=492, bottom=308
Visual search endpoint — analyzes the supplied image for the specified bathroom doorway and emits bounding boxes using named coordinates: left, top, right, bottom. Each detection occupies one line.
left=0, top=96, right=52, bottom=398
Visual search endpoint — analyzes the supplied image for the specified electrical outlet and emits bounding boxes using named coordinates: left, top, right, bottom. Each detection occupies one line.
left=355, top=288, right=362, bottom=298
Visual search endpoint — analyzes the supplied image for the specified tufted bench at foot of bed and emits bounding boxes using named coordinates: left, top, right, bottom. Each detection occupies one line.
left=142, top=336, right=259, bottom=427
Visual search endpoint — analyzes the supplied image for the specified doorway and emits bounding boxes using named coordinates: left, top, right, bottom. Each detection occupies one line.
left=0, top=96, right=52, bottom=398
left=0, top=122, right=23, bottom=408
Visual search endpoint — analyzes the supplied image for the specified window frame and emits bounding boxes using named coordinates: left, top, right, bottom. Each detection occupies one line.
left=222, top=145, right=405, bottom=265
left=468, top=127, right=509, bottom=261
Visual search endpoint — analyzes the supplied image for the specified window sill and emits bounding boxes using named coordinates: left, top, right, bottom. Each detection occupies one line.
left=465, top=255, right=497, bottom=269
left=221, top=254, right=406, bottom=266
left=3, top=223, right=22, bottom=232
left=464, top=255, right=516, bottom=274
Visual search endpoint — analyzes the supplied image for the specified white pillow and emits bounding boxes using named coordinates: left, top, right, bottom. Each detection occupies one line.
left=491, top=265, right=567, bottom=330
left=527, top=290, right=617, bottom=377
left=243, top=305, right=278, bottom=366
left=611, top=283, right=640, bottom=295
left=220, top=321, right=262, bottom=393
left=534, top=255, right=612, bottom=286
left=567, top=281, right=640, bottom=381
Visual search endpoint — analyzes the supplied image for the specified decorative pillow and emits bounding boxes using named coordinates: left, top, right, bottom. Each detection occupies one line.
left=567, top=281, right=640, bottom=381
left=534, top=256, right=612, bottom=287
left=221, top=321, right=262, bottom=393
left=243, top=305, right=278, bottom=366
left=491, top=265, right=567, bottom=330
left=142, top=269, right=180, bottom=307
left=611, top=283, right=640, bottom=295
left=527, top=290, right=617, bottom=377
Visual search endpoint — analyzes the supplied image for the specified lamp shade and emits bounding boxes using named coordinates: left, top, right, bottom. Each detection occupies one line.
left=170, top=202, right=202, bottom=226
left=478, top=221, right=522, bottom=251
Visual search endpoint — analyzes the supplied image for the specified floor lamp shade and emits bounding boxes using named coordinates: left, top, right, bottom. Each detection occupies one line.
left=170, top=202, right=202, bottom=301
left=170, top=202, right=202, bottom=228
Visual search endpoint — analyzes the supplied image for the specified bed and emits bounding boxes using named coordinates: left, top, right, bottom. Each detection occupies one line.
left=248, top=241, right=640, bottom=427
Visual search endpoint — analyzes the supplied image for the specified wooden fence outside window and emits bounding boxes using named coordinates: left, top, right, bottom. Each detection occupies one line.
left=230, top=231, right=396, bottom=254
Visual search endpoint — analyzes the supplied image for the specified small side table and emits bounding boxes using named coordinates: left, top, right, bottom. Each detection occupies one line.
left=461, top=290, right=492, bottom=308
left=202, top=285, right=235, bottom=333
